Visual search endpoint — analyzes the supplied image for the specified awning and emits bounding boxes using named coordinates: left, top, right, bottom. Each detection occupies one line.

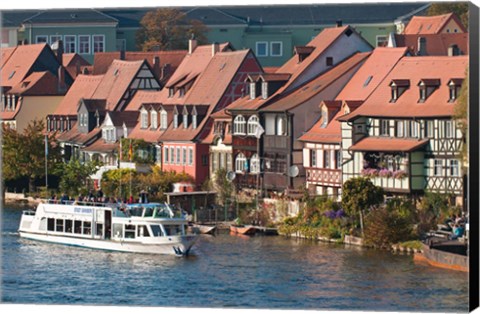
left=350, top=137, right=429, bottom=152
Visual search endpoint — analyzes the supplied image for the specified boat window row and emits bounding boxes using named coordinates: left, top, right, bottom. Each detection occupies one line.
left=112, top=223, right=183, bottom=239
left=46, top=218, right=102, bottom=237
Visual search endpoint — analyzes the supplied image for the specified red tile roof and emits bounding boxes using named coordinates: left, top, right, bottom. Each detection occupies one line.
left=393, top=33, right=468, bottom=56
left=62, top=53, right=91, bottom=79
left=404, top=13, right=466, bottom=35
left=261, top=52, right=370, bottom=112
left=54, top=74, right=104, bottom=115
left=83, top=138, right=118, bottom=154
left=341, top=55, right=468, bottom=120
left=90, top=59, right=146, bottom=111
left=8, top=71, right=62, bottom=96
left=1, top=44, right=48, bottom=88
left=350, top=137, right=429, bottom=152
left=57, top=123, right=101, bottom=146
left=0, top=47, right=17, bottom=68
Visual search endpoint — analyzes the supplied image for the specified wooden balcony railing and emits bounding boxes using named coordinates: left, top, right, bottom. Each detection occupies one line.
left=305, top=167, right=342, bottom=187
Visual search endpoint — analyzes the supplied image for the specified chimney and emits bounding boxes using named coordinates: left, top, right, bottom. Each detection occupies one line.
left=58, top=66, right=66, bottom=93
left=153, top=56, right=161, bottom=80
left=336, top=19, right=343, bottom=27
left=417, top=37, right=427, bottom=56
left=22, top=39, right=29, bottom=45
left=188, top=35, right=198, bottom=54
left=120, top=50, right=126, bottom=60
left=448, top=44, right=460, bottom=56
left=56, top=40, right=64, bottom=64
left=75, top=60, right=81, bottom=77
left=161, top=64, right=171, bottom=81
left=212, top=42, right=219, bottom=56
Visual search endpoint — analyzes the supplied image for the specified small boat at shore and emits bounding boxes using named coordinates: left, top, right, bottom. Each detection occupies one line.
left=414, top=237, right=468, bottom=272
left=18, top=201, right=199, bottom=256
left=188, top=224, right=217, bottom=235
left=230, top=224, right=256, bottom=235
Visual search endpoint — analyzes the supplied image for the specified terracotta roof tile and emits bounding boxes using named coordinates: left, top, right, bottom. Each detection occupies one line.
left=1, top=44, right=48, bottom=88
left=62, top=53, right=91, bottom=79
left=8, top=71, right=61, bottom=96
left=343, top=56, right=468, bottom=120
left=107, top=111, right=139, bottom=128
left=350, top=137, right=429, bottom=152
left=83, top=138, right=118, bottom=154
left=0, top=47, right=17, bottom=68
left=57, top=123, right=101, bottom=146
left=54, top=74, right=103, bottom=115
left=393, top=33, right=468, bottom=56
left=404, top=13, right=466, bottom=35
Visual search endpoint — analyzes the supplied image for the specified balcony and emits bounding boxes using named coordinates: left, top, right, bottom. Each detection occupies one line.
left=306, top=167, right=342, bottom=187
left=264, top=135, right=289, bottom=150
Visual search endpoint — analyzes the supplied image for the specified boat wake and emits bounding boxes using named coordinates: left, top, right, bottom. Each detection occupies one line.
left=2, top=231, right=19, bottom=236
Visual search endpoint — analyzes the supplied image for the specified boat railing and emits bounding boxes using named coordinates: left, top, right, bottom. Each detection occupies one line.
left=22, top=210, right=36, bottom=216
left=45, top=199, right=117, bottom=208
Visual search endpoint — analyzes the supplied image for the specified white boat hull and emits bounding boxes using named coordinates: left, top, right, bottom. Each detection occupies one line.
left=19, top=231, right=198, bottom=256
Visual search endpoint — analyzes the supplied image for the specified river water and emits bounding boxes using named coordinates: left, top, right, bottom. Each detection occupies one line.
left=1, top=206, right=469, bottom=312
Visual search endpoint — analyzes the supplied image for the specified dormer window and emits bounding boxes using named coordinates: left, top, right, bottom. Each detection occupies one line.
left=233, top=115, right=246, bottom=135
left=192, top=107, right=198, bottom=129
left=160, top=109, right=167, bottom=130
left=168, top=88, right=174, bottom=98
left=321, top=106, right=328, bottom=128
left=151, top=110, right=158, bottom=129
left=448, top=79, right=463, bottom=102
left=179, top=88, right=185, bottom=98
left=417, top=79, right=440, bottom=103
left=173, top=107, right=179, bottom=129
left=250, top=82, right=256, bottom=99
left=182, top=107, right=189, bottom=129
left=261, top=82, right=268, bottom=99
left=389, top=80, right=410, bottom=103
left=141, top=109, right=148, bottom=129
left=326, top=57, right=333, bottom=66
left=247, top=115, right=259, bottom=135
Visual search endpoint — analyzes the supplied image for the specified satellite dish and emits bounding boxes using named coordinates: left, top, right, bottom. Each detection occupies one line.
left=226, top=171, right=236, bottom=182
left=265, top=160, right=271, bottom=170
left=287, top=165, right=299, bottom=177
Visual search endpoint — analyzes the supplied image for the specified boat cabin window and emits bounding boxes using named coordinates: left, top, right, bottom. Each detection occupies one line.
left=128, top=206, right=143, bottom=217
left=114, top=208, right=129, bottom=218
left=47, top=218, right=55, bottom=231
left=137, top=225, right=150, bottom=237
left=163, top=225, right=182, bottom=236
left=150, top=225, right=164, bottom=237
left=65, top=220, right=73, bottom=233
left=113, top=224, right=124, bottom=238
left=83, top=222, right=91, bottom=235
left=55, top=219, right=64, bottom=232
left=96, top=223, right=103, bottom=236
left=125, top=224, right=136, bottom=239
left=144, top=207, right=154, bottom=217
left=74, top=221, right=82, bottom=234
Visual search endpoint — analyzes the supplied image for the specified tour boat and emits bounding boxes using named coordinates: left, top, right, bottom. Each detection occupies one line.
left=18, top=201, right=199, bottom=256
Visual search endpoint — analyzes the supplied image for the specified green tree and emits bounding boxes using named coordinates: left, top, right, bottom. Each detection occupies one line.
left=427, top=2, right=469, bottom=28
left=136, top=8, right=208, bottom=51
left=2, top=120, right=61, bottom=193
left=213, top=168, right=234, bottom=206
left=342, top=177, right=384, bottom=236
left=454, top=68, right=468, bottom=168
left=56, top=158, right=102, bottom=197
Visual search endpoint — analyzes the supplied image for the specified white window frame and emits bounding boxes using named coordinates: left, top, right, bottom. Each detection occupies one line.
left=434, top=159, right=443, bottom=176
left=449, top=159, right=459, bottom=177
left=49, top=35, right=62, bottom=45
left=164, top=146, right=169, bottom=164
left=247, top=115, right=259, bottom=136
left=261, top=82, right=268, bottom=99
left=380, top=119, right=389, bottom=136
left=270, top=41, right=283, bottom=57
left=182, top=147, right=187, bottom=165
left=141, top=110, right=148, bottom=129
left=256, top=41, right=268, bottom=57
left=411, top=121, right=419, bottom=138
left=192, top=114, right=197, bottom=129
left=173, top=114, right=178, bottom=129
left=150, top=110, right=158, bottom=129
left=183, top=113, right=188, bottom=129
left=276, top=116, right=286, bottom=136
left=426, top=120, right=434, bottom=138
left=324, top=150, right=330, bottom=169
left=176, top=147, right=181, bottom=164
left=250, top=154, right=260, bottom=173
left=233, top=115, right=246, bottom=135
left=188, top=147, right=193, bottom=165
left=78, top=35, right=91, bottom=54
left=160, top=110, right=167, bottom=130
left=310, top=149, right=316, bottom=167
left=170, top=147, right=174, bottom=164
left=64, top=35, right=76, bottom=53
left=36, top=35, right=48, bottom=44
left=445, top=120, right=454, bottom=139
left=396, top=120, right=404, bottom=137
left=235, top=153, right=247, bottom=173
left=376, top=35, right=388, bottom=47
left=249, top=82, right=256, bottom=99
left=93, top=34, right=105, bottom=53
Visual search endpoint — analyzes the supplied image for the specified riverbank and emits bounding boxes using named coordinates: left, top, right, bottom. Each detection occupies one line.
left=3, top=192, right=44, bottom=206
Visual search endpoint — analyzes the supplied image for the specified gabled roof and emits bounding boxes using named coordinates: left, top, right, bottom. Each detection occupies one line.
left=57, top=123, right=101, bottom=146
left=393, top=33, right=468, bottom=56
left=54, top=74, right=103, bottom=115
left=23, top=9, right=118, bottom=25
left=81, top=99, right=107, bottom=112
left=82, top=139, right=118, bottom=154
left=261, top=51, right=370, bottom=112
left=62, top=53, right=91, bottom=79
left=124, top=90, right=163, bottom=111
left=1, top=44, right=49, bottom=88
left=92, top=50, right=187, bottom=77
left=404, top=13, right=466, bottom=35
left=340, top=55, right=468, bottom=120
left=106, top=111, right=139, bottom=128
left=335, top=47, right=407, bottom=100
left=8, top=71, right=62, bottom=96
left=0, top=47, right=17, bottom=68
left=90, top=59, right=146, bottom=111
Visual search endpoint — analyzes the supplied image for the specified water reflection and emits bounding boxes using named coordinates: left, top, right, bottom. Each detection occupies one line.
left=2, top=207, right=469, bottom=311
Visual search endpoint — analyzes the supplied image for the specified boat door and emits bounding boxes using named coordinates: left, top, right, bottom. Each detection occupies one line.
left=105, top=210, right=112, bottom=239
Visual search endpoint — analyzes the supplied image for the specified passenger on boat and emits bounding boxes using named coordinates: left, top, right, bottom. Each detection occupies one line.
left=452, top=224, right=465, bottom=240
left=60, top=193, right=69, bottom=204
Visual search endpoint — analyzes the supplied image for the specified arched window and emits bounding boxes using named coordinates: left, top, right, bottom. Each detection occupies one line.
left=276, top=115, right=287, bottom=135
left=233, top=115, right=246, bottom=135
left=160, top=110, right=167, bottom=130
left=151, top=110, right=158, bottom=129
left=235, top=153, right=247, bottom=173
left=250, top=154, right=260, bottom=173
left=247, top=115, right=259, bottom=136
